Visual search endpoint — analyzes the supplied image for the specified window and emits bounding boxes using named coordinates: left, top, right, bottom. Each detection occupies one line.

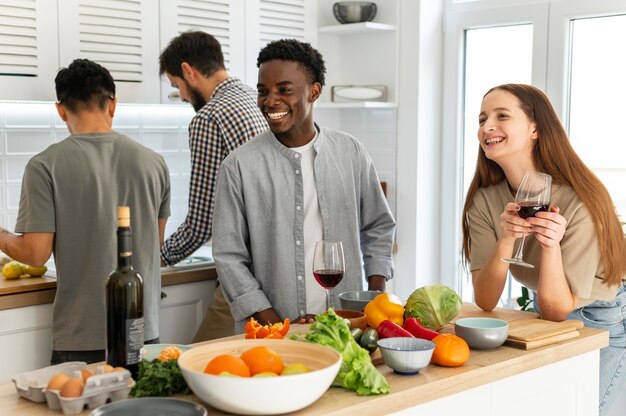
left=443, top=0, right=626, bottom=307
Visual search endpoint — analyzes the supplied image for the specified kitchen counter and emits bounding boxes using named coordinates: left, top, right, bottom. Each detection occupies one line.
left=0, top=304, right=609, bottom=415
left=0, top=266, right=218, bottom=311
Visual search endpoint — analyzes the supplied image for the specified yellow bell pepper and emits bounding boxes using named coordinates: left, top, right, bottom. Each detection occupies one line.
left=364, top=293, right=405, bottom=329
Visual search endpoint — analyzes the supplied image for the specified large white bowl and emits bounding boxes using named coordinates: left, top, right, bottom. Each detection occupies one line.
left=178, top=339, right=342, bottom=415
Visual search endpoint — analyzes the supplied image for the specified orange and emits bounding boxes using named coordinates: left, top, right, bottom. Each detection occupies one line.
left=240, top=346, right=284, bottom=376
left=204, top=354, right=251, bottom=377
left=431, top=334, right=470, bottom=367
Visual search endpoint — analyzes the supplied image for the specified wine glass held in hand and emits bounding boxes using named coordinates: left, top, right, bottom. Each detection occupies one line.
left=313, top=240, right=345, bottom=311
left=501, top=171, right=552, bottom=268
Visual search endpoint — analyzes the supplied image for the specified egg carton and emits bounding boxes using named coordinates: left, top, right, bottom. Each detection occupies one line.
left=45, top=369, right=134, bottom=414
left=12, top=362, right=87, bottom=403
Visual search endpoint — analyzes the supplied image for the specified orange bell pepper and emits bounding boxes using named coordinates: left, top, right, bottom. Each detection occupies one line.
left=244, top=317, right=290, bottom=339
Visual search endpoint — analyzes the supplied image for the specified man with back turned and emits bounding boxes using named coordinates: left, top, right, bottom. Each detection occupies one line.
left=0, top=59, right=171, bottom=364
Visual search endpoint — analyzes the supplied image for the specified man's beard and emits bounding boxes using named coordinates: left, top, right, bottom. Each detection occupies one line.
left=187, top=82, right=207, bottom=112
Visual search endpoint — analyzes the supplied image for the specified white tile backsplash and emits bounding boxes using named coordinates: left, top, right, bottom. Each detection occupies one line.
left=0, top=102, right=399, bottom=236
left=0, top=102, right=193, bottom=233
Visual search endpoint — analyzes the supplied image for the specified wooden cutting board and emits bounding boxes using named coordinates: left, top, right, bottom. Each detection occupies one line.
left=505, top=330, right=580, bottom=350
left=507, top=318, right=584, bottom=342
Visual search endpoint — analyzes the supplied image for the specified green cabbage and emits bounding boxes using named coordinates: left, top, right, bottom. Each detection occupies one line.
left=404, top=285, right=462, bottom=331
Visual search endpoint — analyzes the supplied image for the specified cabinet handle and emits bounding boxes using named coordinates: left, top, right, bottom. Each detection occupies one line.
left=161, top=291, right=167, bottom=299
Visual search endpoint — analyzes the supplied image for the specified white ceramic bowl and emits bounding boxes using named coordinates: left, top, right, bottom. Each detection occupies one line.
left=377, top=337, right=435, bottom=375
left=454, top=318, right=509, bottom=349
left=177, top=339, right=342, bottom=415
left=337, top=290, right=380, bottom=311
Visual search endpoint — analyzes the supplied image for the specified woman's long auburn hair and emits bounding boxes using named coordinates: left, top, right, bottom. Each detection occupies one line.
left=461, top=84, right=626, bottom=287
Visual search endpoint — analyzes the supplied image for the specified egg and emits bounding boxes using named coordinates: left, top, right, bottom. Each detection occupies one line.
left=80, top=369, right=93, bottom=382
left=100, top=364, right=114, bottom=373
left=46, top=373, right=70, bottom=391
left=60, top=378, right=84, bottom=398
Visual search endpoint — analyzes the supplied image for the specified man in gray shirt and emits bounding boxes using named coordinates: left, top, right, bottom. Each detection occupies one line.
left=212, top=39, right=395, bottom=331
left=0, top=59, right=170, bottom=364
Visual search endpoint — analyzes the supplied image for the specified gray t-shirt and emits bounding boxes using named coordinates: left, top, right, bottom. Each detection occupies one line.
left=15, top=131, right=171, bottom=351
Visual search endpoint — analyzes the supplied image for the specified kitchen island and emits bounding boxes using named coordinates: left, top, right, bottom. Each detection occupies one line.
left=0, top=304, right=608, bottom=415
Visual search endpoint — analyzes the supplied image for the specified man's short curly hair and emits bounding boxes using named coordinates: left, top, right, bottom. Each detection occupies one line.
left=257, top=39, right=326, bottom=87
left=55, top=59, right=115, bottom=113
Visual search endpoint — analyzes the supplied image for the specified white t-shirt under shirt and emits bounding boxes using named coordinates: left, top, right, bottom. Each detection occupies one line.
left=292, top=134, right=326, bottom=314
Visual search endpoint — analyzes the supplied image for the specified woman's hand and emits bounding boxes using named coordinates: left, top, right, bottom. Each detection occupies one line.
left=530, top=206, right=567, bottom=248
left=500, top=202, right=531, bottom=241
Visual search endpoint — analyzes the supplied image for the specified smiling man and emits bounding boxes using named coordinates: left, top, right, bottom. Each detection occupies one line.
left=158, top=32, right=268, bottom=341
left=212, top=39, right=396, bottom=332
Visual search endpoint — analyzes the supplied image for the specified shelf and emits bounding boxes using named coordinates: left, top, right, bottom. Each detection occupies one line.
left=316, top=101, right=397, bottom=109
left=318, top=22, right=396, bottom=35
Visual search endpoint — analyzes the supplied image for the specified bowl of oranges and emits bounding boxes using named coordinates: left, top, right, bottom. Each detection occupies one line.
left=177, top=339, right=341, bottom=414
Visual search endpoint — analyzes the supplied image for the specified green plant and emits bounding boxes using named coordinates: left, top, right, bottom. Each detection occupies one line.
left=516, top=286, right=535, bottom=312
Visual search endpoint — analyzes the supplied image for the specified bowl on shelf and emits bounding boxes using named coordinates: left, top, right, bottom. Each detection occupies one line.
left=454, top=317, right=509, bottom=349
left=177, top=339, right=342, bottom=415
left=338, top=290, right=379, bottom=311
left=333, top=2, right=377, bottom=24
left=377, top=337, right=435, bottom=375
left=335, top=309, right=368, bottom=331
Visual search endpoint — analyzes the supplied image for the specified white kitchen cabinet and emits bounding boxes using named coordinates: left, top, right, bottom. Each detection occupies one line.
left=0, top=0, right=315, bottom=103
left=158, top=279, right=215, bottom=345
left=57, top=0, right=161, bottom=104
left=315, top=0, right=399, bottom=108
left=0, top=303, right=53, bottom=382
left=0, top=0, right=59, bottom=101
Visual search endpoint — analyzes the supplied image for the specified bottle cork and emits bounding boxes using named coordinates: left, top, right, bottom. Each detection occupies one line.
left=117, top=206, right=130, bottom=228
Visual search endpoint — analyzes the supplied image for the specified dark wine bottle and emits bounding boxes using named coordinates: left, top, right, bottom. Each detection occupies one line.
left=106, top=206, right=144, bottom=378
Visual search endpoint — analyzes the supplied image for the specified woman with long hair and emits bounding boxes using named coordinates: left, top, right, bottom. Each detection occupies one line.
left=462, top=84, right=626, bottom=415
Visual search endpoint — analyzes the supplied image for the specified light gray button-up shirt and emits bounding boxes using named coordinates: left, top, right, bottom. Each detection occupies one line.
left=212, top=126, right=396, bottom=332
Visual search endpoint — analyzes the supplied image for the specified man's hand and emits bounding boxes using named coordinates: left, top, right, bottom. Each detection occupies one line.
left=368, top=275, right=386, bottom=292
left=253, top=307, right=282, bottom=326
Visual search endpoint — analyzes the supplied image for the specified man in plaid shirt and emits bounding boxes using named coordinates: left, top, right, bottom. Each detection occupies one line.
left=159, top=31, right=268, bottom=340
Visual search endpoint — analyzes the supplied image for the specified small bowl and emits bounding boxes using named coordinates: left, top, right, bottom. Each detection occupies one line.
left=454, top=318, right=509, bottom=349
left=333, top=2, right=377, bottom=24
left=178, top=339, right=342, bottom=414
left=377, top=337, right=435, bottom=375
left=338, top=290, right=380, bottom=311
left=335, top=309, right=368, bottom=331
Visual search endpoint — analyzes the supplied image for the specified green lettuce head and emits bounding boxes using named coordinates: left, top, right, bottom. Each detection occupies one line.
left=404, top=285, right=462, bottom=331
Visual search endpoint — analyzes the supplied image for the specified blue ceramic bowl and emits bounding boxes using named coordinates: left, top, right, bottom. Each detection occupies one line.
left=377, top=337, right=435, bottom=375
left=454, top=318, right=509, bottom=349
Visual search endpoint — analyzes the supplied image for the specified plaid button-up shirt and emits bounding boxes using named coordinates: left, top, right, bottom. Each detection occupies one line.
left=161, top=77, right=268, bottom=265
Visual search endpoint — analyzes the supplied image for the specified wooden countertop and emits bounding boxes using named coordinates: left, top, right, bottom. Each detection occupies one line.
left=0, top=304, right=609, bottom=415
left=0, top=266, right=217, bottom=311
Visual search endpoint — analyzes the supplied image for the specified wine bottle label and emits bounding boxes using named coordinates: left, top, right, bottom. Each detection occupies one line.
left=119, top=251, right=132, bottom=257
left=125, top=317, right=144, bottom=365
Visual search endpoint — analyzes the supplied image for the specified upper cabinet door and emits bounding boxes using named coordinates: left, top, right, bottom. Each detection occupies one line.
left=57, top=0, right=161, bottom=103
left=158, top=0, right=246, bottom=103
left=0, top=0, right=59, bottom=101
left=244, top=0, right=315, bottom=83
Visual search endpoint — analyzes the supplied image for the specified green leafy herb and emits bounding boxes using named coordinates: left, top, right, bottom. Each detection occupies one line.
left=130, top=358, right=190, bottom=397
left=291, top=309, right=390, bottom=396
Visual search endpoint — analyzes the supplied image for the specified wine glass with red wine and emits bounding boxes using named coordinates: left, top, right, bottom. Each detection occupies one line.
left=313, top=240, right=345, bottom=311
left=501, top=171, right=552, bottom=268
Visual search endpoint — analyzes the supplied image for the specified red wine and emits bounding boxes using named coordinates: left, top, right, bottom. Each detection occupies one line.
left=313, top=269, right=344, bottom=289
left=106, top=206, right=143, bottom=379
left=518, top=203, right=549, bottom=219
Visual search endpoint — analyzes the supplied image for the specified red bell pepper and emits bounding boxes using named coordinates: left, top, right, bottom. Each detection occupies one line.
left=377, top=319, right=415, bottom=339
left=403, top=317, right=440, bottom=340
